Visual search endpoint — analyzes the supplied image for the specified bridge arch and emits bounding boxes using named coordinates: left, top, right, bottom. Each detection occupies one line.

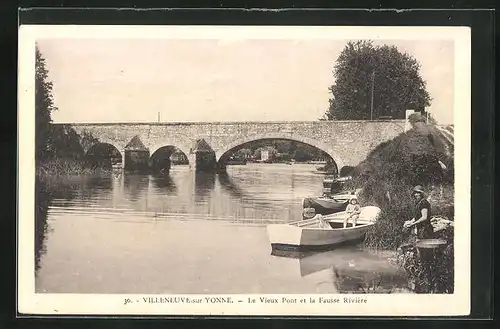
left=150, top=145, right=190, bottom=172
left=150, top=143, right=192, bottom=161
left=215, top=132, right=345, bottom=170
left=84, top=142, right=124, bottom=168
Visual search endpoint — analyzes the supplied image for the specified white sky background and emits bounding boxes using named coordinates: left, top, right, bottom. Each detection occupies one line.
left=37, top=38, right=454, bottom=124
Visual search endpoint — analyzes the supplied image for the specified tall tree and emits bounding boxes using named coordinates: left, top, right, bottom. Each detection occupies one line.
left=324, top=40, right=431, bottom=120
left=35, top=44, right=58, bottom=161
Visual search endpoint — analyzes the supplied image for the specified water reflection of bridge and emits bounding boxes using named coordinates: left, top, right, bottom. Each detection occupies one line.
left=45, top=167, right=310, bottom=224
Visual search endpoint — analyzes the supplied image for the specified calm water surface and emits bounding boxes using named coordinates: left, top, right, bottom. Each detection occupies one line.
left=36, top=163, right=408, bottom=294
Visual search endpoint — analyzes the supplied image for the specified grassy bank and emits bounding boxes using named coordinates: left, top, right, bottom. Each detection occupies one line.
left=36, top=157, right=114, bottom=178
left=346, top=122, right=454, bottom=250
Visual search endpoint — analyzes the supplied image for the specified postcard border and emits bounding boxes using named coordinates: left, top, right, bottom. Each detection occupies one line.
left=14, top=8, right=492, bottom=318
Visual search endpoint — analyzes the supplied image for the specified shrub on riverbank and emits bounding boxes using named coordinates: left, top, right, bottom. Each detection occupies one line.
left=392, top=226, right=454, bottom=293
left=36, top=157, right=113, bottom=177
left=349, top=122, right=454, bottom=250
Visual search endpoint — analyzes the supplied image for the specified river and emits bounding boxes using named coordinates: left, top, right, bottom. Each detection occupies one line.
left=35, top=163, right=409, bottom=294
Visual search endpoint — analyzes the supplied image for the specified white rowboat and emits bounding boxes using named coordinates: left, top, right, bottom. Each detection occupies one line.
left=267, top=206, right=381, bottom=251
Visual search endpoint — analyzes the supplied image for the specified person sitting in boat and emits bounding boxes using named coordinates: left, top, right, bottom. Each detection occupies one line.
left=302, top=207, right=332, bottom=229
left=316, top=213, right=332, bottom=229
left=344, top=196, right=361, bottom=228
left=403, top=185, right=433, bottom=240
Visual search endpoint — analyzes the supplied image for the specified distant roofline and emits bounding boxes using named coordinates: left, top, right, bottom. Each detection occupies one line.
left=54, top=119, right=406, bottom=126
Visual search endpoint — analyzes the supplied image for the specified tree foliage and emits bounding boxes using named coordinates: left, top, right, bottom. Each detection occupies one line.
left=325, top=40, right=431, bottom=120
left=35, top=45, right=101, bottom=165
left=35, top=44, right=58, bottom=161
left=233, top=148, right=252, bottom=160
left=231, top=140, right=328, bottom=162
left=253, top=146, right=277, bottom=159
left=292, top=148, right=312, bottom=162
left=408, top=111, right=437, bottom=126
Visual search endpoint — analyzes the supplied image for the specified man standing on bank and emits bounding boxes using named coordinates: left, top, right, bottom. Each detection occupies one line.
left=403, top=185, right=434, bottom=240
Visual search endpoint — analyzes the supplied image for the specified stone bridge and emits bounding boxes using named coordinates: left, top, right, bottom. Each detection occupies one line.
left=60, top=120, right=406, bottom=172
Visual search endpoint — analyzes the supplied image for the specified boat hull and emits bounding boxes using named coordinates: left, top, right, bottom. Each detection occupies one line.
left=303, top=197, right=348, bottom=215
left=267, top=222, right=374, bottom=252
left=270, top=235, right=366, bottom=252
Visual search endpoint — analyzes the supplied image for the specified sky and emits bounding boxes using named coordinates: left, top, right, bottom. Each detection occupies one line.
left=37, top=37, right=454, bottom=124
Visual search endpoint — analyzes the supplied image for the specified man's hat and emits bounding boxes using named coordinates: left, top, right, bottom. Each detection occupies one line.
left=412, top=185, right=425, bottom=195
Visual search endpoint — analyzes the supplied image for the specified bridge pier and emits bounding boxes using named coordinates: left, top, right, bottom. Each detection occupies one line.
left=188, top=151, right=218, bottom=172
left=188, top=139, right=218, bottom=172
left=217, top=162, right=227, bottom=172
left=122, top=136, right=151, bottom=172
left=124, top=149, right=151, bottom=172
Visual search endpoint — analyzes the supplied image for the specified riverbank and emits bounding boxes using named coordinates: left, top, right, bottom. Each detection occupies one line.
left=343, top=122, right=454, bottom=293
left=37, top=158, right=114, bottom=178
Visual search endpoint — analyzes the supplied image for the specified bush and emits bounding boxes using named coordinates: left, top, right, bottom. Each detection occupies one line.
left=293, top=149, right=312, bottom=162
left=339, top=165, right=355, bottom=177
left=276, top=153, right=292, bottom=162
left=408, top=112, right=426, bottom=125
left=361, top=182, right=415, bottom=250
left=36, top=158, right=112, bottom=177
left=394, top=228, right=454, bottom=293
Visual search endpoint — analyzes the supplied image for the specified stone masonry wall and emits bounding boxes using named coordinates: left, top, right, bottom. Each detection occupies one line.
left=66, top=120, right=405, bottom=169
